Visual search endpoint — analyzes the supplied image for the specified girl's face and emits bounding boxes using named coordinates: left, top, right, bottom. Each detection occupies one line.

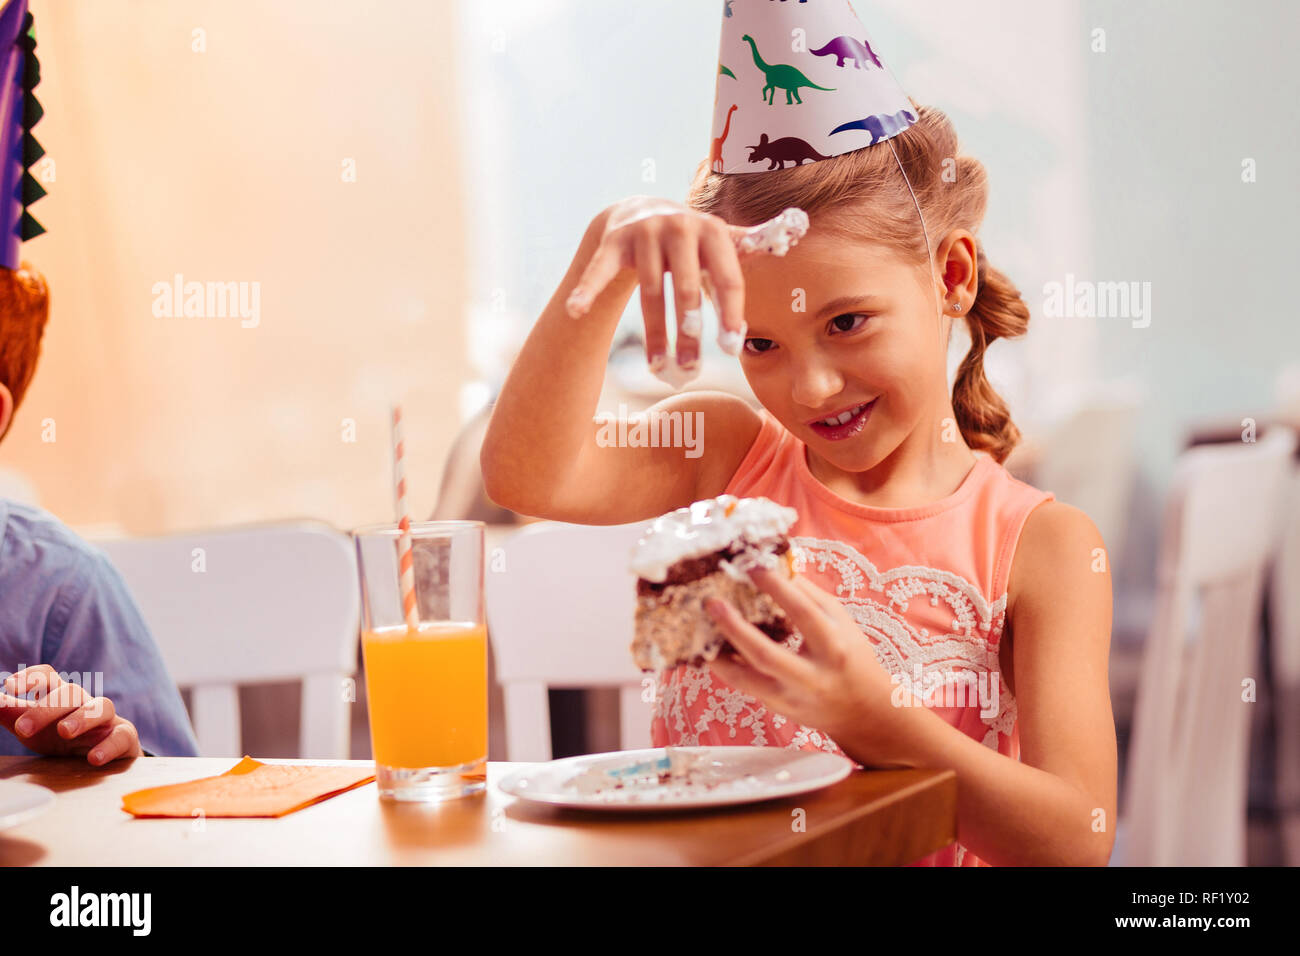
left=738, top=231, right=953, bottom=476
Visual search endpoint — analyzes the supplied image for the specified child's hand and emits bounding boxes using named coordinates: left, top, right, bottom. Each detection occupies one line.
left=1, top=665, right=144, bottom=766
left=704, top=567, right=918, bottom=768
left=565, top=197, right=756, bottom=386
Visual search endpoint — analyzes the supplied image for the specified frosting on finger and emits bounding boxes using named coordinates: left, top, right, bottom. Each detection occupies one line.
left=650, top=353, right=700, bottom=389
left=717, top=326, right=745, bottom=356
left=734, top=207, right=810, bottom=257
left=680, top=308, right=703, bottom=337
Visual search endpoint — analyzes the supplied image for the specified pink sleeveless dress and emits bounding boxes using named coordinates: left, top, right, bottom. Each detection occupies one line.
left=650, top=408, right=1055, bottom=866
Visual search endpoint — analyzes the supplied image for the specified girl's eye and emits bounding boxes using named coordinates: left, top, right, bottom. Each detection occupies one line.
left=829, top=313, right=869, bottom=334
left=743, top=337, right=776, bottom=355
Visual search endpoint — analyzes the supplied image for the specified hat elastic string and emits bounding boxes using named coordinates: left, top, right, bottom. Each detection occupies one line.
left=887, top=137, right=945, bottom=344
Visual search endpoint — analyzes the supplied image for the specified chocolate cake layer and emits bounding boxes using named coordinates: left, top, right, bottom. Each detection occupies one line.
left=636, top=539, right=790, bottom=596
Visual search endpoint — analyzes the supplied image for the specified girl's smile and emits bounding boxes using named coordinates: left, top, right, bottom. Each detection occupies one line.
left=806, top=397, right=877, bottom=441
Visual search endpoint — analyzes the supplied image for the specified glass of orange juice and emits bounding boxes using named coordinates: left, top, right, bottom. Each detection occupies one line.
left=354, top=521, right=487, bottom=801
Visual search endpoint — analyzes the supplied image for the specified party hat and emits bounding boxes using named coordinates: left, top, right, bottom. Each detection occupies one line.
left=708, top=0, right=917, bottom=175
left=0, top=0, right=44, bottom=270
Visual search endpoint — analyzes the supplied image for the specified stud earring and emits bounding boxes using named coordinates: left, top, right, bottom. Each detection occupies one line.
left=950, top=302, right=962, bottom=312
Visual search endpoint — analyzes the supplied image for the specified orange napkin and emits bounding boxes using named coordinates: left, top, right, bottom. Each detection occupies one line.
left=121, top=756, right=375, bottom=818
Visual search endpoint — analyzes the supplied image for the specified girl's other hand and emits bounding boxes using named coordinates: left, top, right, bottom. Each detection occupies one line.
left=705, top=568, right=917, bottom=768
left=1, top=665, right=144, bottom=766
left=565, top=197, right=756, bottom=384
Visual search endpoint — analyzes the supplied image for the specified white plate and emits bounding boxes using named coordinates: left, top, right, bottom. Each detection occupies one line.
left=498, top=746, right=854, bottom=811
left=0, top=780, right=55, bottom=830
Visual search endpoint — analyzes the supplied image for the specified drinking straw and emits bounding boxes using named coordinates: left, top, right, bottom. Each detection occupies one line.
left=390, top=404, right=419, bottom=631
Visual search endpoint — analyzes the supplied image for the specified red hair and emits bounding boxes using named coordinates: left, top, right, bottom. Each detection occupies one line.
left=0, top=262, right=50, bottom=421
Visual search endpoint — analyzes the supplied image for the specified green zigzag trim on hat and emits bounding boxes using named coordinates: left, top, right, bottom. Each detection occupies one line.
left=18, top=10, right=43, bottom=241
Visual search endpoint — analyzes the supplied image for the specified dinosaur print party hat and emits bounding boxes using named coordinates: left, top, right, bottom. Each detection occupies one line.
left=708, top=0, right=917, bottom=175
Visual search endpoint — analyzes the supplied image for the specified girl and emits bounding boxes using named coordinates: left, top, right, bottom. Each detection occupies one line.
left=480, top=101, right=1116, bottom=866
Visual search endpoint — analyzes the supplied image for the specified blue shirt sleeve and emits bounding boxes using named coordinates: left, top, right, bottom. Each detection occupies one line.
left=0, top=501, right=200, bottom=758
left=36, top=550, right=200, bottom=758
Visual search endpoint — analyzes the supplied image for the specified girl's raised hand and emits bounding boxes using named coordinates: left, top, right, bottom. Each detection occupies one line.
left=564, top=197, right=759, bottom=387
left=1, top=664, right=144, bottom=766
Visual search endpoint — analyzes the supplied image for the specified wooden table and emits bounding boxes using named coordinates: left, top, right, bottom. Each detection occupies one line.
left=0, top=757, right=956, bottom=866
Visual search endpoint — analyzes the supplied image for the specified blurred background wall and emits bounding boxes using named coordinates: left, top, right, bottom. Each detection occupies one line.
left=3, top=0, right=467, bottom=534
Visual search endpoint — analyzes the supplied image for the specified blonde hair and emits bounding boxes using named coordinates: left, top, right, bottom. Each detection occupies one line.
left=685, top=104, right=1028, bottom=464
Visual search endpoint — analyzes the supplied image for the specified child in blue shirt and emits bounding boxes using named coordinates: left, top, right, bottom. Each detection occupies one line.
left=0, top=264, right=198, bottom=763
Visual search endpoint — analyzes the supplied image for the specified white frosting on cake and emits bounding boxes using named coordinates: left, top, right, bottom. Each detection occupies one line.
left=629, top=495, right=798, bottom=583
left=734, top=207, right=810, bottom=257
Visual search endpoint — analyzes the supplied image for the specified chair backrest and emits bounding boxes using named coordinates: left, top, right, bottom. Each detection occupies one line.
left=485, top=519, right=653, bottom=761
left=1268, top=365, right=1300, bottom=814
left=1271, top=466, right=1300, bottom=685
left=1121, top=426, right=1297, bottom=865
left=95, top=522, right=360, bottom=758
left=1034, top=383, right=1142, bottom=569
left=1269, top=462, right=1300, bottom=811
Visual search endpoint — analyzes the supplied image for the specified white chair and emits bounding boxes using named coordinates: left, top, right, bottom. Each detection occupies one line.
left=1270, top=459, right=1300, bottom=818
left=94, top=522, right=360, bottom=758
left=1272, top=365, right=1300, bottom=826
left=485, top=519, right=653, bottom=761
left=1119, top=425, right=1297, bottom=865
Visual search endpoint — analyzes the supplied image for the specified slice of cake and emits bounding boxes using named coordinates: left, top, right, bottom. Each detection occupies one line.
left=629, top=495, right=799, bottom=671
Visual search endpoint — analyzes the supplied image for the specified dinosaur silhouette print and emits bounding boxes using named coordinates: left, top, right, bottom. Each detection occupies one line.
left=742, top=33, right=835, bottom=105
left=810, top=34, right=882, bottom=69
left=711, top=104, right=738, bottom=172
left=829, top=108, right=917, bottom=145
left=747, top=132, right=829, bottom=170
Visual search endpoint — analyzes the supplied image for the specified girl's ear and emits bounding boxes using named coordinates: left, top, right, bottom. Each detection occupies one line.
left=0, top=382, right=13, bottom=440
left=939, top=230, right=979, bottom=306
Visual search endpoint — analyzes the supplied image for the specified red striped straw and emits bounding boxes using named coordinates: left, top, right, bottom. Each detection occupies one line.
left=390, top=404, right=419, bottom=631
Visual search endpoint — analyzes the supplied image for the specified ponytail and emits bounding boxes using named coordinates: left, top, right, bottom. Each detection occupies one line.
left=951, top=250, right=1030, bottom=464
